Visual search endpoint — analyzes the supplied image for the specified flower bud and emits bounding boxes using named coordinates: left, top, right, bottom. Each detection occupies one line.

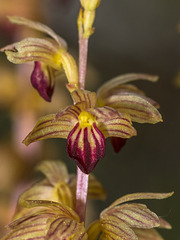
left=80, top=0, right=101, bottom=11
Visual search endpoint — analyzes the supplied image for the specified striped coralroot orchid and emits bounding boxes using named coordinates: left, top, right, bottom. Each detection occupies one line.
left=97, top=73, right=163, bottom=153
left=14, top=160, right=106, bottom=220
left=23, top=90, right=136, bottom=174
left=0, top=16, right=79, bottom=102
left=2, top=199, right=88, bottom=240
left=87, top=192, right=173, bottom=240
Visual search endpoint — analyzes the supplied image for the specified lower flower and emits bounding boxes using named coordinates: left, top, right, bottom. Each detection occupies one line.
left=87, top=192, right=173, bottom=240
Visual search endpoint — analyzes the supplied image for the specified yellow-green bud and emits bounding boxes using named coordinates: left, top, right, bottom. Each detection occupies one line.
left=80, top=0, right=101, bottom=11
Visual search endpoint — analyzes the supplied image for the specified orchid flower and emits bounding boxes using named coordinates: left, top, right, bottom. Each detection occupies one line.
left=2, top=192, right=172, bottom=240
left=14, top=160, right=106, bottom=220
left=0, top=16, right=79, bottom=102
left=23, top=90, right=136, bottom=174
left=87, top=192, right=173, bottom=240
left=2, top=199, right=88, bottom=240
left=97, top=73, right=163, bottom=152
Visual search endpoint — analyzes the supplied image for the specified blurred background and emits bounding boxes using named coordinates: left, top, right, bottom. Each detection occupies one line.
left=0, top=0, right=179, bottom=239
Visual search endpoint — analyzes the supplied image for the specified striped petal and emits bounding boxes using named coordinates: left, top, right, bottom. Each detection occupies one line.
left=2, top=211, right=51, bottom=240
left=1, top=37, right=62, bottom=69
left=89, top=107, right=136, bottom=138
left=71, top=90, right=97, bottom=108
left=31, top=61, right=54, bottom=102
left=103, top=203, right=160, bottom=229
left=20, top=182, right=56, bottom=202
left=97, top=73, right=158, bottom=100
left=133, top=228, right=164, bottom=240
left=100, top=216, right=138, bottom=240
left=99, top=93, right=162, bottom=124
left=67, top=123, right=105, bottom=174
left=8, top=16, right=67, bottom=48
left=108, top=192, right=174, bottom=209
left=19, top=199, right=79, bottom=221
left=46, top=216, right=88, bottom=240
left=36, top=161, right=69, bottom=185
left=23, top=113, right=75, bottom=146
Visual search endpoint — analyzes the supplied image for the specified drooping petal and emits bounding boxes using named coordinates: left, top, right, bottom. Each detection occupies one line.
left=87, top=220, right=102, bottom=240
left=23, top=113, right=75, bottom=146
left=36, top=160, right=69, bottom=185
left=108, top=192, right=174, bottom=209
left=8, top=16, right=67, bottom=48
left=31, top=61, right=54, bottom=102
left=71, top=90, right=97, bottom=108
left=133, top=228, right=164, bottom=240
left=97, top=73, right=158, bottom=100
left=99, top=93, right=162, bottom=124
left=110, top=137, right=127, bottom=153
left=46, top=215, right=88, bottom=240
left=103, top=203, right=160, bottom=229
left=100, top=216, right=138, bottom=240
left=67, top=122, right=105, bottom=174
left=89, top=106, right=136, bottom=138
left=1, top=37, right=62, bottom=69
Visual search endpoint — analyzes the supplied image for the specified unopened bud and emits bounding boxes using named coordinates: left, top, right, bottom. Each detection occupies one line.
left=80, top=0, right=101, bottom=11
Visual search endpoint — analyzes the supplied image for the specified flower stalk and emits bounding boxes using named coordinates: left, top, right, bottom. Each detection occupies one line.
left=76, top=167, right=89, bottom=222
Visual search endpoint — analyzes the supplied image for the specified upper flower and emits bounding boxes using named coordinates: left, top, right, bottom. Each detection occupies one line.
left=96, top=73, right=163, bottom=152
left=0, top=16, right=79, bottom=101
left=23, top=89, right=136, bottom=174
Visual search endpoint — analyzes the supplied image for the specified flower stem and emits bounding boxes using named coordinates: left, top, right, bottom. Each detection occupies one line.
left=76, top=167, right=89, bottom=222
left=76, top=12, right=89, bottom=222
left=79, top=36, right=88, bottom=89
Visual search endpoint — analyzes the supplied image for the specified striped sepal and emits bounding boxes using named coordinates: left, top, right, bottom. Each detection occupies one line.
left=36, top=161, right=69, bottom=185
left=100, top=216, right=138, bottom=240
left=133, top=228, right=164, bottom=240
left=100, top=93, right=162, bottom=124
left=8, top=16, right=67, bottom=47
left=46, top=216, right=88, bottom=240
left=67, top=123, right=105, bottom=174
left=102, top=203, right=160, bottom=229
left=89, top=106, right=136, bottom=138
left=23, top=113, right=74, bottom=146
left=71, top=90, right=97, bottom=108
left=2, top=211, right=52, bottom=240
left=97, top=73, right=158, bottom=100
left=108, top=192, right=174, bottom=209
left=1, top=38, right=61, bottom=69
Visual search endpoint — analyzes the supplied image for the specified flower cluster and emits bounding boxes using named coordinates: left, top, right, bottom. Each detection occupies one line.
left=2, top=186, right=173, bottom=240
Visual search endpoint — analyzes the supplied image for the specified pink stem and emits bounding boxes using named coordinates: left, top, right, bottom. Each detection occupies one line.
left=76, top=167, right=89, bottom=222
left=75, top=33, right=89, bottom=222
left=79, top=37, right=88, bottom=89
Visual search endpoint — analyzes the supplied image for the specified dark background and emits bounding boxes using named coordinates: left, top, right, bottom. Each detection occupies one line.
left=1, top=0, right=180, bottom=239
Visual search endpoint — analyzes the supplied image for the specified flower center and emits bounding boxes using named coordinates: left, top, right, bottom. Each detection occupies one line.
left=78, top=111, right=96, bottom=127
